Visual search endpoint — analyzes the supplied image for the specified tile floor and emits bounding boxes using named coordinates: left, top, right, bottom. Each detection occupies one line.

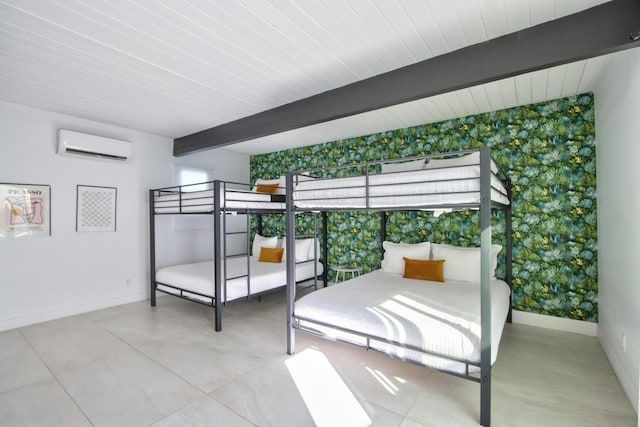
left=0, top=289, right=636, bottom=427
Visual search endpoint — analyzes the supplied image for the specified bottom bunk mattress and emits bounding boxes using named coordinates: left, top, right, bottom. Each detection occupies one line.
left=293, top=269, right=510, bottom=373
left=156, top=257, right=323, bottom=303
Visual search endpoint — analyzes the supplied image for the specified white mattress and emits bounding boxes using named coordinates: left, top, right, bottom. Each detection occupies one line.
left=156, top=257, right=323, bottom=303
left=293, top=270, right=510, bottom=373
left=153, top=188, right=285, bottom=213
left=293, top=165, right=509, bottom=209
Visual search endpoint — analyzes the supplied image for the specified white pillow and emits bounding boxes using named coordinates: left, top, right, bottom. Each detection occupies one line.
left=307, top=238, right=320, bottom=260
left=282, top=238, right=312, bottom=262
left=381, top=158, right=425, bottom=174
left=431, top=243, right=502, bottom=283
left=381, top=241, right=431, bottom=274
left=424, top=151, right=479, bottom=170
left=252, top=234, right=278, bottom=257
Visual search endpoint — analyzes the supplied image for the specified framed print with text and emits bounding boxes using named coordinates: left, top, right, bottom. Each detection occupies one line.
left=76, top=185, right=117, bottom=232
left=0, top=183, right=51, bottom=239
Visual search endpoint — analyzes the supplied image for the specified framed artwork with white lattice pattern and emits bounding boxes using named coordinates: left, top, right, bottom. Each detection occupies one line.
left=76, top=185, right=117, bottom=232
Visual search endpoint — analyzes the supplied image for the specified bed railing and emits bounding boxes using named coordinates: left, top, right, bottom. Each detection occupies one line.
left=288, top=148, right=510, bottom=212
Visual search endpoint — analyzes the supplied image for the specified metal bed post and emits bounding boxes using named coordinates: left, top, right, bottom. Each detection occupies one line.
left=149, top=190, right=156, bottom=307
left=380, top=210, right=386, bottom=248
left=213, top=180, right=223, bottom=332
left=322, top=211, right=328, bottom=287
left=505, top=181, right=513, bottom=324
left=313, top=211, right=318, bottom=290
left=479, top=147, right=492, bottom=427
left=286, top=173, right=296, bottom=354
left=245, top=208, right=251, bottom=299
left=257, top=213, right=263, bottom=236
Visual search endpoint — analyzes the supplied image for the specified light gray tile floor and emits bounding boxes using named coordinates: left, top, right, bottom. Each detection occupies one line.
left=0, top=290, right=636, bottom=426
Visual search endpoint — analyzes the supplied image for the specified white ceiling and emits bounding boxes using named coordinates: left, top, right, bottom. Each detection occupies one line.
left=0, top=0, right=611, bottom=155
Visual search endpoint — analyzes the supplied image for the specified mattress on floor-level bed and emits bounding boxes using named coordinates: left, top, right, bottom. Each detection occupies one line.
left=293, top=269, right=510, bottom=373
left=153, top=188, right=286, bottom=213
left=155, top=257, right=323, bottom=302
left=292, top=164, right=509, bottom=209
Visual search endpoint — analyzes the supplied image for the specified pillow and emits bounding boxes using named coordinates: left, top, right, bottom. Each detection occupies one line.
left=258, top=247, right=284, bottom=263
left=431, top=243, right=502, bottom=283
left=252, top=178, right=285, bottom=195
left=403, top=258, right=445, bottom=282
left=256, top=183, right=279, bottom=194
left=282, top=238, right=312, bottom=262
left=424, top=151, right=479, bottom=170
left=381, top=158, right=425, bottom=174
left=252, top=234, right=278, bottom=257
left=307, top=238, right=320, bottom=260
left=381, top=241, right=430, bottom=275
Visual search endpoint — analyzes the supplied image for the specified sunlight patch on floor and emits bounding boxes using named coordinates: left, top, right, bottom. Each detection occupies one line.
left=285, top=348, right=372, bottom=427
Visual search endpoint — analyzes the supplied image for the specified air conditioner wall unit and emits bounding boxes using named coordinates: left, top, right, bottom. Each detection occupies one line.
left=57, top=129, right=131, bottom=162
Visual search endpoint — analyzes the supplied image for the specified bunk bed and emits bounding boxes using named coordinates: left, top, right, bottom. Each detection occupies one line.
left=149, top=180, right=324, bottom=331
left=284, top=147, right=512, bottom=427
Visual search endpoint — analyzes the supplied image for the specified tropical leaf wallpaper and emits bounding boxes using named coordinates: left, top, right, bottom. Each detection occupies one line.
left=250, top=93, right=597, bottom=322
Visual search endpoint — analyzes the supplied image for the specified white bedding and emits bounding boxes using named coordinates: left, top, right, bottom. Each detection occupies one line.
left=293, top=270, right=510, bottom=373
left=293, top=165, right=509, bottom=209
left=156, top=257, right=323, bottom=302
left=153, top=188, right=285, bottom=213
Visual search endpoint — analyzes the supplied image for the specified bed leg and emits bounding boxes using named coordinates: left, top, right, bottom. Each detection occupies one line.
left=480, top=367, right=491, bottom=426
left=214, top=303, right=222, bottom=332
left=287, top=324, right=295, bottom=355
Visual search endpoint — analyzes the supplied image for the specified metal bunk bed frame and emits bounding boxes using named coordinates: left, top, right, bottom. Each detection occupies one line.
left=149, top=179, right=322, bottom=331
left=284, top=147, right=512, bottom=427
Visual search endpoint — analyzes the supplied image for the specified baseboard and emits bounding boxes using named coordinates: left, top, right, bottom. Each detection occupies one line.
left=598, top=329, right=639, bottom=414
left=512, top=310, right=598, bottom=336
left=0, top=292, right=148, bottom=332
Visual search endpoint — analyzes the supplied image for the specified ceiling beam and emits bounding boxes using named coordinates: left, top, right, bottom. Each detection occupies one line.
left=174, top=0, right=640, bottom=156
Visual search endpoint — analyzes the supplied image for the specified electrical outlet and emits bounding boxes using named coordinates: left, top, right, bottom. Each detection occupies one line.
left=622, top=335, right=627, bottom=352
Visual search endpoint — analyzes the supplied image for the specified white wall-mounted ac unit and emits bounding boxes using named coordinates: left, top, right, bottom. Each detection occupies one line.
left=57, top=129, right=131, bottom=162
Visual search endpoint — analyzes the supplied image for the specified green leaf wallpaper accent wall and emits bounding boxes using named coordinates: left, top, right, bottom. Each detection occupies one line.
left=250, top=93, right=597, bottom=322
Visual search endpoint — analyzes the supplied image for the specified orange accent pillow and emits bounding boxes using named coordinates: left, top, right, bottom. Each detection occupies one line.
left=258, top=246, right=284, bottom=263
left=403, top=258, right=445, bottom=282
left=256, top=183, right=280, bottom=194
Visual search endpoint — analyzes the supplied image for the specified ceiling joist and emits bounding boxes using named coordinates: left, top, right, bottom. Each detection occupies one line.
left=174, top=0, right=640, bottom=156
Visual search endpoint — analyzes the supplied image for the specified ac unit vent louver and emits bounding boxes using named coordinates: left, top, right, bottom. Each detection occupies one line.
left=57, top=129, right=131, bottom=162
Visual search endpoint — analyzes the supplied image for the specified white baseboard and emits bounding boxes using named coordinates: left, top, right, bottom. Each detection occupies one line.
left=0, top=292, right=148, bottom=332
left=598, top=329, right=639, bottom=414
left=512, top=310, right=598, bottom=336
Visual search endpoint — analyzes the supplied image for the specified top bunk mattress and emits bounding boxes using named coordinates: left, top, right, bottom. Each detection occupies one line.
left=153, top=188, right=286, bottom=213
left=294, top=269, right=510, bottom=370
left=292, top=165, right=509, bottom=210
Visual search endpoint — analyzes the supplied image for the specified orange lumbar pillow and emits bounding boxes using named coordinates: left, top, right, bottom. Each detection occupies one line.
left=258, top=246, right=284, bottom=263
left=403, top=257, right=445, bottom=282
left=256, top=183, right=280, bottom=194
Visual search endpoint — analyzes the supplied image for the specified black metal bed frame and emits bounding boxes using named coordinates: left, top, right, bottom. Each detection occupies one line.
left=149, top=179, right=327, bottom=331
left=284, top=147, right=512, bottom=427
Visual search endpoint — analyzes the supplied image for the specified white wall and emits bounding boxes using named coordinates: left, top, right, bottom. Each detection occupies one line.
left=0, top=101, right=249, bottom=331
left=594, top=47, right=640, bottom=414
left=154, top=148, right=250, bottom=268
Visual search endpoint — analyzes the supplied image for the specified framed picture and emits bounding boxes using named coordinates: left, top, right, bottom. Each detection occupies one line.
left=76, top=185, right=117, bottom=232
left=0, top=183, right=51, bottom=239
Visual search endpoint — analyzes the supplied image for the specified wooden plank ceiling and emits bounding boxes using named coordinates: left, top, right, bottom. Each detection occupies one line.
left=0, top=0, right=623, bottom=155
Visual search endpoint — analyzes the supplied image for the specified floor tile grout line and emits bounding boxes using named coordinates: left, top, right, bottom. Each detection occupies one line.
left=21, top=334, right=96, bottom=427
